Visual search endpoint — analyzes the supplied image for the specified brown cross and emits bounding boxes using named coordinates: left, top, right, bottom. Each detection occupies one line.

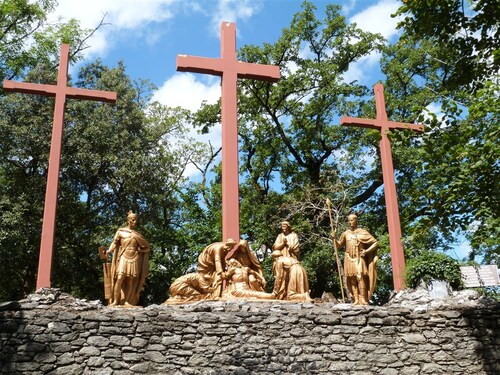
left=340, top=83, right=424, bottom=291
left=176, top=22, right=280, bottom=245
left=2, top=43, right=117, bottom=289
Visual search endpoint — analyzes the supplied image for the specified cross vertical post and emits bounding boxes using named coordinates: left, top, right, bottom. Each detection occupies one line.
left=2, top=43, right=117, bottom=289
left=340, top=83, right=424, bottom=291
left=176, top=22, right=280, bottom=244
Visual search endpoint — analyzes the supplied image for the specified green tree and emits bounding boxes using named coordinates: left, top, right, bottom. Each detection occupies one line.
left=380, top=1, right=500, bottom=264
left=394, top=0, right=499, bottom=92
left=0, top=0, right=101, bottom=81
left=0, top=0, right=204, bottom=303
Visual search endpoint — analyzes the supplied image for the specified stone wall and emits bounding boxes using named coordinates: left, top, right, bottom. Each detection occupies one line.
left=0, top=289, right=498, bottom=375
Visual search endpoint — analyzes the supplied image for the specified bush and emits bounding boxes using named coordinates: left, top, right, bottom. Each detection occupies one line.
left=405, top=250, right=463, bottom=289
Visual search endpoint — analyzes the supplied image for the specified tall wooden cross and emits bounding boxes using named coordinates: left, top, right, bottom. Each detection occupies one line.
left=2, top=43, right=117, bottom=289
left=340, top=83, right=424, bottom=291
left=176, top=22, right=280, bottom=243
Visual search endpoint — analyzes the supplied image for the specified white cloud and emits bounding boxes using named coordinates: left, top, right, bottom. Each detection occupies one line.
left=152, top=73, right=220, bottom=111
left=349, top=0, right=401, bottom=40
left=341, top=0, right=358, bottom=15
left=51, top=0, right=263, bottom=58
left=423, top=102, right=444, bottom=121
left=343, top=51, right=382, bottom=84
left=454, top=241, right=472, bottom=260
left=53, top=0, right=177, bottom=29
left=51, top=0, right=179, bottom=57
left=342, top=0, right=401, bottom=84
left=153, top=73, right=222, bottom=178
left=209, top=0, right=262, bottom=37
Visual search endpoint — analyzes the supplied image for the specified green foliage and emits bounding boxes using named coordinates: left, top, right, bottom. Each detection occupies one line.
left=0, top=0, right=94, bottom=82
left=382, top=2, right=500, bottom=263
left=0, top=0, right=53, bottom=80
left=220, top=1, right=389, bottom=298
left=405, top=250, right=463, bottom=290
left=301, top=243, right=338, bottom=297
left=475, top=286, right=500, bottom=302
left=238, top=1, right=384, bottom=187
left=395, top=0, right=500, bottom=91
left=170, top=5, right=389, bottom=299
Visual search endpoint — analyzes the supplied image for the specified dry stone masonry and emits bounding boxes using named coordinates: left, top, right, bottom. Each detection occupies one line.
left=0, top=288, right=498, bottom=374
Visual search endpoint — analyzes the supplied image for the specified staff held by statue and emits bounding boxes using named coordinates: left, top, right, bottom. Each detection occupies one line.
left=326, top=198, right=346, bottom=303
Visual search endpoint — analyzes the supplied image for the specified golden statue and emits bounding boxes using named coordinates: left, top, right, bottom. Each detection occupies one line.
left=221, top=259, right=275, bottom=300
left=164, top=273, right=214, bottom=304
left=272, top=221, right=300, bottom=260
left=166, top=239, right=269, bottom=302
left=228, top=239, right=266, bottom=291
left=332, top=214, right=379, bottom=305
left=106, top=211, right=150, bottom=307
left=272, top=250, right=312, bottom=301
left=197, top=238, right=238, bottom=299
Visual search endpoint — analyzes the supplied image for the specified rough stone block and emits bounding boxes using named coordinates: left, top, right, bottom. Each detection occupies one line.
left=379, top=368, right=399, bottom=375
left=130, top=362, right=150, bottom=373
left=130, top=337, right=148, bottom=348
left=87, top=356, right=105, bottom=367
left=402, top=333, right=427, bottom=344
left=87, top=336, right=110, bottom=347
left=143, top=351, right=166, bottom=363
left=314, top=314, right=341, bottom=325
left=18, top=342, right=47, bottom=353
left=56, top=352, right=75, bottom=366
left=102, top=348, right=122, bottom=358
left=162, top=334, right=182, bottom=346
left=421, top=362, right=446, bottom=374
left=79, top=346, right=101, bottom=357
left=110, top=335, right=131, bottom=346
left=32, top=352, right=56, bottom=364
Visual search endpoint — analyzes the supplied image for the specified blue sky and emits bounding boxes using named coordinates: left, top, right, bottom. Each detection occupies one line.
left=52, top=0, right=403, bottom=108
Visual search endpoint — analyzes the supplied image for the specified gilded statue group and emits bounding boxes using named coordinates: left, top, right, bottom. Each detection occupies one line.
left=100, top=212, right=379, bottom=307
left=165, top=220, right=312, bottom=304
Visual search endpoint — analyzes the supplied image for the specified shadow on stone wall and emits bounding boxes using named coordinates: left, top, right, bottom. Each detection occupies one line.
left=0, top=301, right=25, bottom=373
left=1, top=302, right=63, bottom=373
left=462, top=304, right=500, bottom=375
left=0, top=291, right=85, bottom=373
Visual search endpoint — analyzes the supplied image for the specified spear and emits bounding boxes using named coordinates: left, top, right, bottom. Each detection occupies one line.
left=326, top=198, right=345, bottom=303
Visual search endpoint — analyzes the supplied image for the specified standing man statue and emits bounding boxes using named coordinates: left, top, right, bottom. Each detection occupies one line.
left=332, top=214, right=379, bottom=305
left=272, top=221, right=300, bottom=260
left=106, top=211, right=150, bottom=307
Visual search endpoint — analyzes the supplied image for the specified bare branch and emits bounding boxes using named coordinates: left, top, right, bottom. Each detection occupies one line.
left=71, top=13, right=111, bottom=58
